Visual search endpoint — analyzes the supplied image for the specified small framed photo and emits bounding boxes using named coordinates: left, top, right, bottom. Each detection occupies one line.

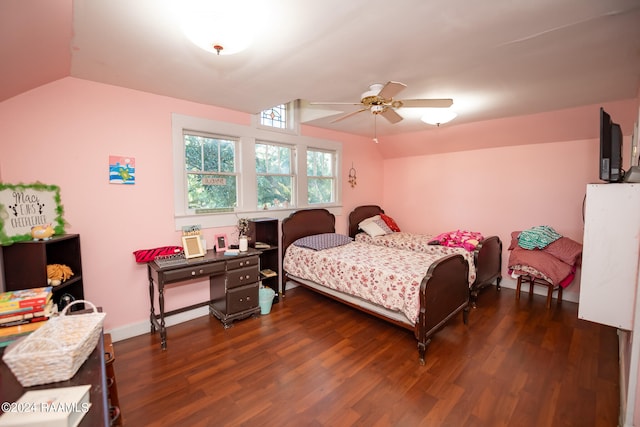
left=214, top=234, right=228, bottom=252
left=182, top=235, right=205, bottom=259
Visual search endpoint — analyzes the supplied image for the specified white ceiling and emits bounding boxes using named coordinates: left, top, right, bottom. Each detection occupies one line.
left=2, top=0, right=640, bottom=137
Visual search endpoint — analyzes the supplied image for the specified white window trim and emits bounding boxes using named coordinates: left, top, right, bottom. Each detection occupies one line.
left=252, top=102, right=300, bottom=135
left=307, top=147, right=338, bottom=205
left=255, top=140, right=296, bottom=209
left=172, top=113, right=342, bottom=230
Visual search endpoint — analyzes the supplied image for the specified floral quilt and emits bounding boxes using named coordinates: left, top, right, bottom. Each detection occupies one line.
left=284, top=241, right=454, bottom=324
left=354, top=232, right=477, bottom=285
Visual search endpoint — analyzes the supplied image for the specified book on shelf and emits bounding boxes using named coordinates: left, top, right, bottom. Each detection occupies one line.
left=0, top=321, right=46, bottom=338
left=0, top=385, right=91, bottom=427
left=0, top=287, right=52, bottom=312
left=0, top=301, right=54, bottom=347
left=260, top=269, right=277, bottom=278
left=224, top=249, right=239, bottom=256
left=0, top=321, right=47, bottom=348
left=254, top=242, right=271, bottom=249
left=0, top=316, right=48, bottom=328
left=0, top=300, right=54, bottom=325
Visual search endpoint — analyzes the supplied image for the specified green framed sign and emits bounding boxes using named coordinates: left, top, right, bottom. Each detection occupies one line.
left=0, top=183, right=66, bottom=245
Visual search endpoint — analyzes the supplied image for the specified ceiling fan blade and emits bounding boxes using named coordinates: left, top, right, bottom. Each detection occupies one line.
left=380, top=108, right=403, bottom=124
left=397, top=98, right=454, bottom=108
left=377, top=81, right=407, bottom=99
left=330, top=108, right=368, bottom=123
left=309, top=101, right=363, bottom=106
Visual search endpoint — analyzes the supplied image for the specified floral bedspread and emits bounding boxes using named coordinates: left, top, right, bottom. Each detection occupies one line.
left=284, top=241, right=449, bottom=324
left=354, top=232, right=477, bottom=285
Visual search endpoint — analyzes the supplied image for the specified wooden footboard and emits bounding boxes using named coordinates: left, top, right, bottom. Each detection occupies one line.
left=470, top=235, right=503, bottom=306
left=417, top=253, right=470, bottom=365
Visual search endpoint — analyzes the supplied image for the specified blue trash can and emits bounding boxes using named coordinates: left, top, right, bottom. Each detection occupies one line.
left=259, top=287, right=276, bottom=314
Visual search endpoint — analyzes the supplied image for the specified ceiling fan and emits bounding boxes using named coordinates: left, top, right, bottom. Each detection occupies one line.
left=310, top=81, right=453, bottom=124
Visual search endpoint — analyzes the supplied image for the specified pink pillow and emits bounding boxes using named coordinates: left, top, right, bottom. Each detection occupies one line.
left=544, top=237, right=583, bottom=266
left=508, top=231, right=521, bottom=250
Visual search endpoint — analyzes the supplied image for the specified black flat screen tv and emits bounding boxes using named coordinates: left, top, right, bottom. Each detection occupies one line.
left=599, top=107, right=623, bottom=183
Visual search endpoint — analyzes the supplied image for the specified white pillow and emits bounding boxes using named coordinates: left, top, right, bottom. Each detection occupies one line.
left=359, top=218, right=393, bottom=237
left=358, top=215, right=380, bottom=227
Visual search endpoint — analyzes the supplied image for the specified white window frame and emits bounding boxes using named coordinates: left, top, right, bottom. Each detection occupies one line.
left=252, top=101, right=299, bottom=135
left=183, top=130, right=239, bottom=214
left=172, top=113, right=342, bottom=230
left=255, top=140, right=296, bottom=209
left=306, top=147, right=337, bottom=205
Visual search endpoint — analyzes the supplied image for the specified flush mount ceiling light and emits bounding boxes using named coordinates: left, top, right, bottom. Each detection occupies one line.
left=421, top=108, right=458, bottom=126
left=175, top=1, right=258, bottom=55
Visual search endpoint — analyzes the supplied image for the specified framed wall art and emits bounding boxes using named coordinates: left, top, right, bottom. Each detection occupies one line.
left=109, top=155, right=136, bottom=184
left=0, top=183, right=66, bottom=245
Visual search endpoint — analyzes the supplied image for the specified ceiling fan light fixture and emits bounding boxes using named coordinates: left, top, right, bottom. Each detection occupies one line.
left=421, top=108, right=457, bottom=126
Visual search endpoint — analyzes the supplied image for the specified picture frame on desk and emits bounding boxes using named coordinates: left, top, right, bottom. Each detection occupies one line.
left=182, top=235, right=205, bottom=259
left=214, top=234, right=228, bottom=252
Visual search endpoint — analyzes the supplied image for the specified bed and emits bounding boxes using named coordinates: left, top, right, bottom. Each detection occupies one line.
left=348, top=205, right=503, bottom=306
left=281, top=208, right=470, bottom=365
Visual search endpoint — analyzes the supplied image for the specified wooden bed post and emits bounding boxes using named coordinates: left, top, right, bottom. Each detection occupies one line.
left=417, top=254, right=470, bottom=365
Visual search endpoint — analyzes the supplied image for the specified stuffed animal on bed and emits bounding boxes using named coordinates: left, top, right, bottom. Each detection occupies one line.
left=47, top=264, right=74, bottom=286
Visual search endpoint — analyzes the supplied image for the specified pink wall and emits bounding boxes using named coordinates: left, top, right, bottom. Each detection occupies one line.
left=3, top=75, right=640, bottom=422
left=1, top=76, right=638, bottom=336
left=0, top=77, right=383, bottom=332
left=382, top=98, right=639, bottom=304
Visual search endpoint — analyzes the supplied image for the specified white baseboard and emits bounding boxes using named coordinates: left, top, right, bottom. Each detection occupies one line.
left=105, top=280, right=574, bottom=343
left=105, top=306, right=210, bottom=343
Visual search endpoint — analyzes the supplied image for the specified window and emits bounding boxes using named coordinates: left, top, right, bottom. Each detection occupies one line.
left=256, top=142, right=294, bottom=209
left=260, top=104, right=287, bottom=129
left=307, top=149, right=336, bottom=204
left=172, top=113, right=342, bottom=230
left=183, top=131, right=238, bottom=213
left=257, top=101, right=297, bottom=134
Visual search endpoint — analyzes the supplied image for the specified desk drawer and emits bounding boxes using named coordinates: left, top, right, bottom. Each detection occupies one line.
left=162, top=262, right=225, bottom=284
left=227, top=255, right=259, bottom=271
left=227, top=265, right=259, bottom=289
left=227, top=283, right=258, bottom=313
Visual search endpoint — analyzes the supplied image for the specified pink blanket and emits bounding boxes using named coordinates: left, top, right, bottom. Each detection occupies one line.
left=508, top=236, right=582, bottom=286
left=432, top=230, right=484, bottom=251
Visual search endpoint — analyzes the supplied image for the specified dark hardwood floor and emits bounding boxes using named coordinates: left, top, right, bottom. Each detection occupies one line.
left=113, top=286, right=619, bottom=426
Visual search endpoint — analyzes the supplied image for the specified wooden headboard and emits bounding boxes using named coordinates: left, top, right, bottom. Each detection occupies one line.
left=281, top=208, right=336, bottom=259
left=347, top=205, right=385, bottom=237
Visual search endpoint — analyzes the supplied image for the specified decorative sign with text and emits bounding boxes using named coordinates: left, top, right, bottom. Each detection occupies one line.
left=0, top=183, right=66, bottom=245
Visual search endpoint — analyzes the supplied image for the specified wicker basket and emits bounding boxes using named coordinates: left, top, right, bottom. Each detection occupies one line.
left=2, top=300, right=106, bottom=387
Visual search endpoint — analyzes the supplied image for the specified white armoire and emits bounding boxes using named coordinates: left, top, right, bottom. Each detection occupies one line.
left=579, top=183, right=640, bottom=426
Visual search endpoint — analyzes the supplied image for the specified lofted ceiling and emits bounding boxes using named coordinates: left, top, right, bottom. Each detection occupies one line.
left=1, top=0, right=640, bottom=138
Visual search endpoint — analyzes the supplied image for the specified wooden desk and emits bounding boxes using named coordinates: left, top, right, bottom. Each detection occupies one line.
left=147, top=249, right=261, bottom=350
left=0, top=334, right=109, bottom=426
